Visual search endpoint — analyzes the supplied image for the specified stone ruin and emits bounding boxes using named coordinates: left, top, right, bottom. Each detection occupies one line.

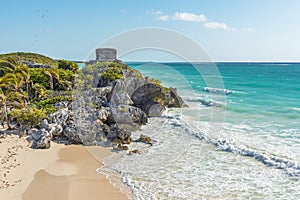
left=95, top=48, right=117, bottom=62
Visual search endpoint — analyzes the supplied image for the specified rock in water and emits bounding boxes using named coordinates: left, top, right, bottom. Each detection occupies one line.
left=128, top=149, right=141, bottom=155
left=109, top=105, right=147, bottom=129
left=169, top=87, right=186, bottom=107
left=106, top=124, right=132, bottom=144
left=137, top=134, right=153, bottom=146
left=147, top=103, right=166, bottom=117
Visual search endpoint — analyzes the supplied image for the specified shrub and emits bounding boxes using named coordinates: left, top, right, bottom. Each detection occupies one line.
left=149, top=78, right=170, bottom=93
left=29, top=68, right=50, bottom=89
left=35, top=95, right=72, bottom=113
left=58, top=60, right=79, bottom=73
left=56, top=69, right=76, bottom=90
left=10, top=106, right=47, bottom=129
left=0, top=52, right=58, bottom=67
left=101, top=62, right=124, bottom=81
left=101, top=66, right=123, bottom=81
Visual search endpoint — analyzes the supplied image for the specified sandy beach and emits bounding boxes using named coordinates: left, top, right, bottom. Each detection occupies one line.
left=0, top=134, right=130, bottom=200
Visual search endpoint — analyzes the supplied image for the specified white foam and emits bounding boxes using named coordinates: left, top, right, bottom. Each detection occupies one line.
left=292, top=107, right=300, bottom=112
left=97, top=108, right=300, bottom=199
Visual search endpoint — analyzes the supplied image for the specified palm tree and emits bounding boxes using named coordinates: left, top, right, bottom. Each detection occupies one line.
left=0, top=61, right=28, bottom=128
left=32, top=83, right=48, bottom=100
left=0, top=88, right=9, bottom=128
left=14, top=64, right=30, bottom=101
left=43, top=68, right=59, bottom=90
left=0, top=60, right=13, bottom=74
left=0, top=87, right=26, bottom=129
left=0, top=58, right=30, bottom=96
left=0, top=72, right=25, bottom=94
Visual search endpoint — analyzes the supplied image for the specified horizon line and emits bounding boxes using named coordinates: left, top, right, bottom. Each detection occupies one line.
left=123, top=60, right=300, bottom=64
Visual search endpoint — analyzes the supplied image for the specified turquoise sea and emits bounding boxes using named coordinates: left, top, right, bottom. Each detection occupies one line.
left=99, top=62, right=300, bottom=199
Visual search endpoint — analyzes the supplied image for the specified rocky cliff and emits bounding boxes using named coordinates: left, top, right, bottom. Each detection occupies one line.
left=26, top=62, right=186, bottom=149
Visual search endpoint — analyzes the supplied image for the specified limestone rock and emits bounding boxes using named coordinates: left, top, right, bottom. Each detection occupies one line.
left=147, top=103, right=166, bottom=117
left=109, top=105, right=147, bottom=129
left=54, top=101, right=69, bottom=109
left=128, top=149, right=141, bottom=155
left=96, top=107, right=110, bottom=122
left=28, top=128, right=52, bottom=149
left=169, top=87, right=186, bottom=107
left=41, top=119, right=63, bottom=137
left=106, top=124, right=132, bottom=144
left=136, top=134, right=153, bottom=146
left=49, top=108, right=69, bottom=126
left=35, top=136, right=51, bottom=149
left=109, top=80, right=134, bottom=105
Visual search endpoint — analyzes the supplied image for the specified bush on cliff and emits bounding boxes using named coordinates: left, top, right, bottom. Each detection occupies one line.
left=58, top=60, right=79, bottom=73
left=78, top=62, right=126, bottom=89
left=0, top=52, right=58, bottom=67
left=10, top=106, right=47, bottom=129
left=101, top=64, right=123, bottom=81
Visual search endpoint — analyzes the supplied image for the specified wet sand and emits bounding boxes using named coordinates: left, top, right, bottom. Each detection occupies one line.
left=0, top=135, right=130, bottom=200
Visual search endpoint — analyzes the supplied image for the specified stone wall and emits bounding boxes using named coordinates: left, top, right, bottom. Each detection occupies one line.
left=96, top=48, right=117, bottom=62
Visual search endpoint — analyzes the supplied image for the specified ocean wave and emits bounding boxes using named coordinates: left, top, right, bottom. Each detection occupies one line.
left=165, top=115, right=300, bottom=177
left=292, top=107, right=300, bottom=112
left=203, top=87, right=233, bottom=95
left=188, top=97, right=225, bottom=107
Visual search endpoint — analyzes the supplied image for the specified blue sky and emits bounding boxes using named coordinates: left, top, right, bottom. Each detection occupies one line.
left=1, top=0, right=300, bottom=61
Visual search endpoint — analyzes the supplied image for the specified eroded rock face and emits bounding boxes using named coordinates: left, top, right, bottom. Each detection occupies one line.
left=96, top=107, right=110, bottom=122
left=106, top=124, right=132, bottom=144
left=147, top=103, right=166, bottom=117
left=49, top=108, right=69, bottom=126
left=110, top=80, right=134, bottom=105
left=24, top=63, right=185, bottom=150
left=62, top=111, right=108, bottom=145
left=109, top=105, right=148, bottom=129
left=169, top=87, right=186, bottom=108
left=40, top=119, right=63, bottom=137
left=35, top=136, right=51, bottom=149
left=28, top=128, right=52, bottom=149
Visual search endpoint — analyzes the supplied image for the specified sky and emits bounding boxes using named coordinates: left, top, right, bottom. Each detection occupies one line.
left=1, top=0, right=300, bottom=62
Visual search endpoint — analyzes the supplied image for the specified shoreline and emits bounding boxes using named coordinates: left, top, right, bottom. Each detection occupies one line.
left=0, top=134, right=131, bottom=200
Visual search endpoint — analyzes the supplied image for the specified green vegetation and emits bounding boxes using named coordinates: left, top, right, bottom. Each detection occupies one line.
left=149, top=77, right=170, bottom=93
left=79, top=62, right=126, bottom=89
left=0, top=52, right=171, bottom=130
left=29, top=68, right=51, bottom=89
left=35, top=95, right=72, bottom=113
left=0, top=52, right=58, bottom=67
left=101, top=64, right=123, bottom=81
left=10, top=106, right=47, bottom=129
left=0, top=53, right=77, bottom=129
left=118, top=106, right=129, bottom=113
left=58, top=60, right=79, bottom=73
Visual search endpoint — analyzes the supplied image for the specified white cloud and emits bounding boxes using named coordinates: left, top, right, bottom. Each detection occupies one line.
left=149, top=10, right=206, bottom=22
left=172, top=12, right=206, bottom=22
left=150, top=10, right=163, bottom=16
left=204, top=22, right=237, bottom=32
left=149, top=10, right=169, bottom=21
left=204, top=22, right=228, bottom=30
left=148, top=10, right=248, bottom=32
left=157, top=15, right=169, bottom=21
